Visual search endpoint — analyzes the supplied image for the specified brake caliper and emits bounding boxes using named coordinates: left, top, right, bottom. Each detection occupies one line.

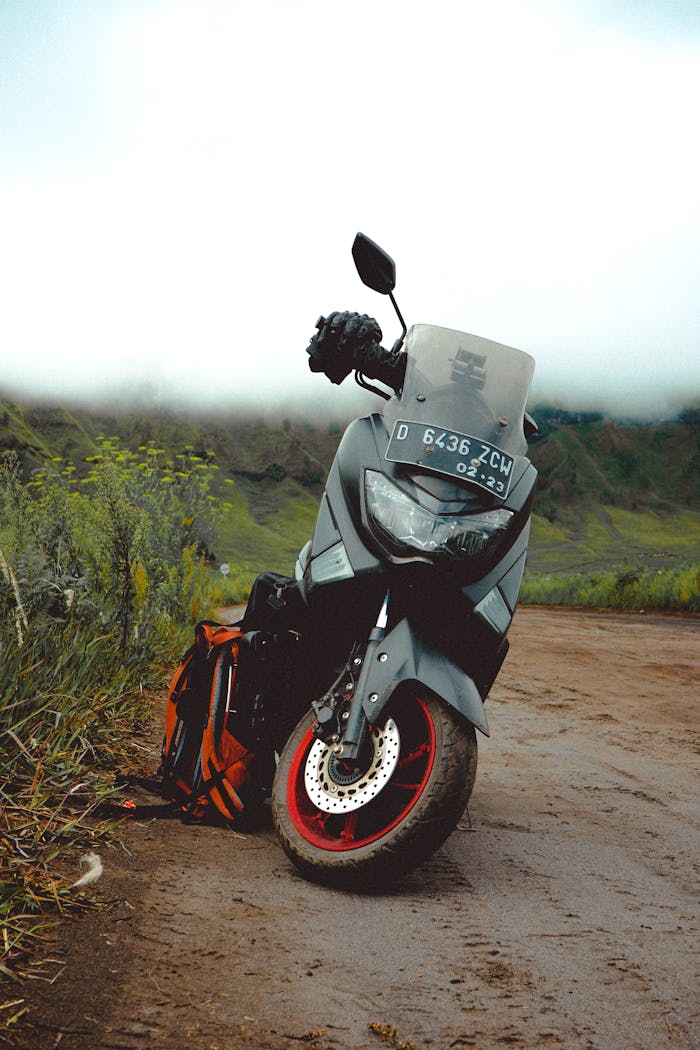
left=311, top=644, right=364, bottom=744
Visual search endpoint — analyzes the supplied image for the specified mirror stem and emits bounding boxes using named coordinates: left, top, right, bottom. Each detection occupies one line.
left=389, top=291, right=407, bottom=353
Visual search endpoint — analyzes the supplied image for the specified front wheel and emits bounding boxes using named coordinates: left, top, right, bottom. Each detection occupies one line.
left=271, top=690, right=478, bottom=889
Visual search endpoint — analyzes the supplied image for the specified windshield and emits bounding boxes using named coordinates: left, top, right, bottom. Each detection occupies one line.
left=385, top=324, right=534, bottom=455
left=382, top=324, right=535, bottom=497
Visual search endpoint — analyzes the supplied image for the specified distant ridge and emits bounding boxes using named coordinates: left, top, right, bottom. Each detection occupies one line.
left=2, top=394, right=699, bottom=577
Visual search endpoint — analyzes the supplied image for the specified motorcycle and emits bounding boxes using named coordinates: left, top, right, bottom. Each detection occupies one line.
left=268, top=233, right=538, bottom=888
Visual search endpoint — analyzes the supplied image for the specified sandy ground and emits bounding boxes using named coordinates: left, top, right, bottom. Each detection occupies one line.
left=8, top=608, right=699, bottom=1050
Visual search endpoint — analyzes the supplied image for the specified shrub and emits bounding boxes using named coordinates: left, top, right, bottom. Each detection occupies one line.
left=0, top=438, right=229, bottom=988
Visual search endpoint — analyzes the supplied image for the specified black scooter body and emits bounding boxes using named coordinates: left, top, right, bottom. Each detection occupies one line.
left=296, top=411, right=537, bottom=738
left=270, top=235, right=540, bottom=887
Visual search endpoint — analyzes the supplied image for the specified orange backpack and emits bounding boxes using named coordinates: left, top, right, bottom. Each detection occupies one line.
left=160, top=621, right=259, bottom=824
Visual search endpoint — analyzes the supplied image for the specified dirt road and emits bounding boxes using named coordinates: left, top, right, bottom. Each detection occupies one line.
left=14, top=609, right=700, bottom=1049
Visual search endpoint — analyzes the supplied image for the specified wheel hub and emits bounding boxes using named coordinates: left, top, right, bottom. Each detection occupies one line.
left=304, top=719, right=401, bottom=814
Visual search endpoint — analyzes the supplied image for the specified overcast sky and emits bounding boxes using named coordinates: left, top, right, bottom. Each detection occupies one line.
left=1, top=0, right=698, bottom=419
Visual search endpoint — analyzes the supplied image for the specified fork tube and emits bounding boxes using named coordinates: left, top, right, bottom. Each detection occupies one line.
left=338, top=594, right=389, bottom=761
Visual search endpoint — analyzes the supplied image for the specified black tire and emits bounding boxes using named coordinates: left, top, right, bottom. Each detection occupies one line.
left=271, top=690, right=477, bottom=890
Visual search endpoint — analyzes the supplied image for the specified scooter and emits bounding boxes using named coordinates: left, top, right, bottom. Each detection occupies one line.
left=270, top=234, right=538, bottom=887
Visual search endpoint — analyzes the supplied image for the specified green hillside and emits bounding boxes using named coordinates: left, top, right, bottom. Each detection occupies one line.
left=526, top=411, right=700, bottom=574
left=2, top=394, right=699, bottom=589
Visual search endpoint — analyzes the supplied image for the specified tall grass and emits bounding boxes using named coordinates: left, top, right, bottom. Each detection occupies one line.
left=0, top=623, right=159, bottom=989
left=0, top=441, right=232, bottom=1009
left=521, top=562, right=700, bottom=612
left=198, top=566, right=260, bottom=610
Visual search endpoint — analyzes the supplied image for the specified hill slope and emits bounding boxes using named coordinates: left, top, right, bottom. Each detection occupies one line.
left=2, top=394, right=698, bottom=578
left=526, top=413, right=700, bottom=573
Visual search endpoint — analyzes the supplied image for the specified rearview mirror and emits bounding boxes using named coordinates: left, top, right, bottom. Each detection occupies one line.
left=352, top=233, right=396, bottom=295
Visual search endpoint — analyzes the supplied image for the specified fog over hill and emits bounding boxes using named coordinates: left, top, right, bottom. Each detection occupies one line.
left=1, top=379, right=699, bottom=429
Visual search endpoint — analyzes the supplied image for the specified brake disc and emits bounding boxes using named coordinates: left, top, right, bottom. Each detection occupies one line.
left=304, top=719, right=401, bottom=814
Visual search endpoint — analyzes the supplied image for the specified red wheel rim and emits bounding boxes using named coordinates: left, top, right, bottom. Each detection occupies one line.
left=286, top=696, right=436, bottom=851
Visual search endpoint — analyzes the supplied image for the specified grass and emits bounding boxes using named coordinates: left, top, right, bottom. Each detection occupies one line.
left=525, top=506, right=700, bottom=575
left=528, top=515, right=569, bottom=545
left=604, top=507, right=700, bottom=551
left=214, top=477, right=318, bottom=577
left=0, top=439, right=230, bottom=1015
left=0, top=620, right=177, bottom=998
left=521, top=562, right=700, bottom=612
left=524, top=503, right=700, bottom=610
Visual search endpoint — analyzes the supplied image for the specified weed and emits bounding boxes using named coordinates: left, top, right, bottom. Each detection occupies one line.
left=0, top=440, right=226, bottom=998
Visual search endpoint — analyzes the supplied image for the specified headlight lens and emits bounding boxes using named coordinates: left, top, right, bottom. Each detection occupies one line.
left=365, top=471, right=514, bottom=562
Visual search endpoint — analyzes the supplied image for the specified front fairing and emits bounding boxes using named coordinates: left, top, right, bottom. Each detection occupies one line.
left=296, top=324, right=537, bottom=724
left=301, top=323, right=537, bottom=604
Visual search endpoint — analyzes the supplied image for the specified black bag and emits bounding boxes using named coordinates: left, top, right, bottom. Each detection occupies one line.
left=239, top=572, right=307, bottom=633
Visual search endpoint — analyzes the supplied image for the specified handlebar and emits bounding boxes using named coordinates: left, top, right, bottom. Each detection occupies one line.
left=306, top=311, right=405, bottom=395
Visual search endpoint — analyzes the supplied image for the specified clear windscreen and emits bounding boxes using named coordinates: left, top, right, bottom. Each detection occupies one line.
left=382, top=324, right=535, bottom=497
left=384, top=324, right=535, bottom=456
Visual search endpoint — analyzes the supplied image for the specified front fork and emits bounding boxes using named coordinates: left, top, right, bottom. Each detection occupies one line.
left=311, top=593, right=390, bottom=762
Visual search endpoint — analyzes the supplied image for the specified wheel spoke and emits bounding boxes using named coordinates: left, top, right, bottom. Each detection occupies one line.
left=340, top=811, right=359, bottom=843
left=309, top=809, right=330, bottom=831
left=397, top=742, right=430, bottom=769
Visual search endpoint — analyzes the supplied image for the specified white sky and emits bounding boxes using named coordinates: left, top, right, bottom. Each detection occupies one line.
left=1, top=0, right=699, bottom=419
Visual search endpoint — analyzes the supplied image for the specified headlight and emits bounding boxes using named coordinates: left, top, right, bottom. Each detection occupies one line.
left=365, top=470, right=514, bottom=562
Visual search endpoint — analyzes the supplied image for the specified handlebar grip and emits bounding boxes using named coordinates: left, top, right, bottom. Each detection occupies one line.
left=354, top=341, right=406, bottom=394
left=306, top=311, right=404, bottom=393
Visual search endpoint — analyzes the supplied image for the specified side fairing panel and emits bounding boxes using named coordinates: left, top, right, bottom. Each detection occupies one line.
left=311, top=493, right=342, bottom=556
left=304, top=417, right=386, bottom=600
left=307, top=417, right=384, bottom=587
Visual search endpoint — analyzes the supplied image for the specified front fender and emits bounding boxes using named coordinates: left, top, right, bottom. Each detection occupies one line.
left=360, top=618, right=490, bottom=736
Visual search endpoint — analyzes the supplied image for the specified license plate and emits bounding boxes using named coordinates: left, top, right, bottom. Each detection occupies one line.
left=385, top=419, right=515, bottom=497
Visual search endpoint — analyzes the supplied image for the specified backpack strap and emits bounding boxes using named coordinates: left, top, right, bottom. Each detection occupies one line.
left=160, top=648, right=198, bottom=786
left=192, top=631, right=257, bottom=822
